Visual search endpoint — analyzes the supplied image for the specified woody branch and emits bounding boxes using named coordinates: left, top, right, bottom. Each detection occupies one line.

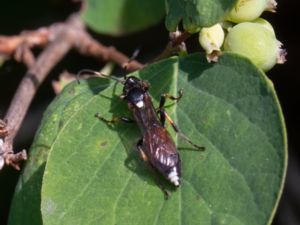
left=0, top=13, right=143, bottom=170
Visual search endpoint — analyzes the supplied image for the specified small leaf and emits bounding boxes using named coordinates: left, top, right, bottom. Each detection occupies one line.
left=81, top=0, right=165, bottom=36
left=165, top=0, right=237, bottom=33
left=39, top=53, right=286, bottom=225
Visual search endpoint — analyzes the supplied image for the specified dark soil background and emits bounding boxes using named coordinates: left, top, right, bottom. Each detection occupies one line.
left=0, top=0, right=299, bottom=224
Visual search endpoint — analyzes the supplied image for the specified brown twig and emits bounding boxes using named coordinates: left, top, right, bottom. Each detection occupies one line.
left=0, top=28, right=50, bottom=55
left=14, top=43, right=36, bottom=67
left=0, top=19, right=143, bottom=71
left=74, top=34, right=143, bottom=72
left=0, top=15, right=78, bottom=170
left=0, top=13, right=143, bottom=170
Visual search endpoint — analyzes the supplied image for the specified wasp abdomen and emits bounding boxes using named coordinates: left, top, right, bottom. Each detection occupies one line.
left=167, top=166, right=180, bottom=187
left=153, top=153, right=181, bottom=187
left=153, top=160, right=181, bottom=187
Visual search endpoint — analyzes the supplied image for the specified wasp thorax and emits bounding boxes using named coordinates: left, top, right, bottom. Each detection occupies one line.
left=127, top=88, right=145, bottom=108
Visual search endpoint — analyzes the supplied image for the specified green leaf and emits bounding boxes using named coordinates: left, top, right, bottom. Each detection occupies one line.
left=81, top=0, right=165, bottom=36
left=8, top=79, right=110, bottom=225
left=165, top=0, right=237, bottom=33
left=38, top=53, right=286, bottom=225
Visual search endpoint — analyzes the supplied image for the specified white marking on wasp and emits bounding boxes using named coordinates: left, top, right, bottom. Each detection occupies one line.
left=0, top=138, right=3, bottom=148
left=166, top=157, right=171, bottom=166
left=136, top=100, right=144, bottom=108
left=168, top=167, right=180, bottom=186
left=156, top=148, right=175, bottom=166
left=0, top=138, right=4, bottom=169
left=155, top=147, right=161, bottom=159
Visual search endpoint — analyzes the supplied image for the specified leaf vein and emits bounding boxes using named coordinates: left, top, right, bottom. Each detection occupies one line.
left=112, top=172, right=134, bottom=224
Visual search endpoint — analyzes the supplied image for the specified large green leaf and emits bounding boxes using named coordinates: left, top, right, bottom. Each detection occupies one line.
left=38, top=53, right=286, bottom=225
left=8, top=53, right=286, bottom=225
left=165, top=0, right=237, bottom=33
left=81, top=0, right=165, bottom=35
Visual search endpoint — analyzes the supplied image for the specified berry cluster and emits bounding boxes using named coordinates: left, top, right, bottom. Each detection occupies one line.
left=198, top=0, right=286, bottom=71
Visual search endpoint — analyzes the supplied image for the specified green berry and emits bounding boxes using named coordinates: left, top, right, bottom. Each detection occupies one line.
left=199, top=23, right=224, bottom=54
left=227, top=0, right=277, bottom=23
left=252, top=18, right=275, bottom=35
left=224, top=22, right=285, bottom=71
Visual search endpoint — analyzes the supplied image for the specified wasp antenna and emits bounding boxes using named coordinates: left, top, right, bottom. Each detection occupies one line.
left=76, top=69, right=98, bottom=84
left=76, top=69, right=124, bottom=84
left=130, top=48, right=141, bottom=61
left=123, top=47, right=141, bottom=71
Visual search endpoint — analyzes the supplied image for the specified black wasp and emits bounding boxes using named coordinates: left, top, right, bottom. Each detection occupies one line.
left=78, top=70, right=204, bottom=194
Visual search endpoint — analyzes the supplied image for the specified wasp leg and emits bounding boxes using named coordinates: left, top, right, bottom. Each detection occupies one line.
left=159, top=89, right=183, bottom=109
left=158, top=89, right=183, bottom=127
left=157, top=88, right=204, bottom=151
left=158, top=109, right=205, bottom=151
left=136, top=139, right=170, bottom=200
left=95, top=113, right=134, bottom=125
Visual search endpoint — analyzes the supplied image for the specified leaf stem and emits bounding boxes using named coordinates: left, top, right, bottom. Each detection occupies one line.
left=153, top=31, right=190, bottom=62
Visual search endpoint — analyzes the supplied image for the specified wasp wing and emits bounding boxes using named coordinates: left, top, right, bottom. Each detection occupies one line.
left=143, top=125, right=180, bottom=168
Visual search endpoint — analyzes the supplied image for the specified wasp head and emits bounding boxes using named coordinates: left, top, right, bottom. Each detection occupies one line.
left=122, top=76, right=150, bottom=108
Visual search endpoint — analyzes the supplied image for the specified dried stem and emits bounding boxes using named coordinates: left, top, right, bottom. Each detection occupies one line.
left=0, top=13, right=143, bottom=170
